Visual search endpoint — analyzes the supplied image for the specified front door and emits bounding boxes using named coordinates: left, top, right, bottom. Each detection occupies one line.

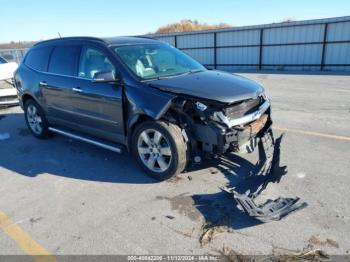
left=69, top=46, right=124, bottom=143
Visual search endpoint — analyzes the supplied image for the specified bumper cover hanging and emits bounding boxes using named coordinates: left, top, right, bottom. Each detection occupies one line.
left=222, top=129, right=307, bottom=222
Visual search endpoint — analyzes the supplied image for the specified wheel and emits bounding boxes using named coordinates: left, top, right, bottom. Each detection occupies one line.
left=131, top=120, right=188, bottom=181
left=24, top=99, right=50, bottom=139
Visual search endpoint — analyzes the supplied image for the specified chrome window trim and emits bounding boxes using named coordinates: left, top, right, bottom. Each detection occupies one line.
left=25, top=63, right=95, bottom=81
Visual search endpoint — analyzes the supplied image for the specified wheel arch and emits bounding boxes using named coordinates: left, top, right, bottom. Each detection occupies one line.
left=126, top=113, right=154, bottom=150
left=22, top=93, right=39, bottom=108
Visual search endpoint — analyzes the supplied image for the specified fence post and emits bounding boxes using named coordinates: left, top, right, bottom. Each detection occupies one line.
left=320, top=23, right=328, bottom=71
left=214, top=32, right=217, bottom=69
left=259, top=28, right=264, bottom=70
left=16, top=50, right=20, bottom=64
left=174, top=35, right=177, bottom=48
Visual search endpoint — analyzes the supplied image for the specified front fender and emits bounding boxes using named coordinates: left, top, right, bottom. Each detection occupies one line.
left=125, top=84, right=176, bottom=130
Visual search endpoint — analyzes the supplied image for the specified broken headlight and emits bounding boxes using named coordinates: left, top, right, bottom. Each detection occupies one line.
left=195, top=101, right=208, bottom=112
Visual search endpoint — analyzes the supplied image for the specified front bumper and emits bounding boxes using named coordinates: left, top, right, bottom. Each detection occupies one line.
left=214, top=99, right=270, bottom=128
left=192, top=103, right=272, bottom=154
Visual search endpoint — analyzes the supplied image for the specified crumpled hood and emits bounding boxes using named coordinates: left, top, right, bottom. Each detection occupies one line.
left=148, top=70, right=264, bottom=104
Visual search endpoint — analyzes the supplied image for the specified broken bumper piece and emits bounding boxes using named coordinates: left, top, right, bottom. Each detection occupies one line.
left=229, top=190, right=307, bottom=222
left=222, top=129, right=307, bottom=222
left=214, top=99, right=270, bottom=128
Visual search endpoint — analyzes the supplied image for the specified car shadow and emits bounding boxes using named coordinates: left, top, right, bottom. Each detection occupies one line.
left=0, top=112, right=156, bottom=184
left=1, top=111, right=290, bottom=230
left=3, top=112, right=282, bottom=187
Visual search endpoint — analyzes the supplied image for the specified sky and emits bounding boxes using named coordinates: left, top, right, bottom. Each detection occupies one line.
left=1, top=0, right=349, bottom=43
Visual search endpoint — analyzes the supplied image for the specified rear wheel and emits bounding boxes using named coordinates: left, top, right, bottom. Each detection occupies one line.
left=131, top=121, right=188, bottom=181
left=24, top=99, right=50, bottom=138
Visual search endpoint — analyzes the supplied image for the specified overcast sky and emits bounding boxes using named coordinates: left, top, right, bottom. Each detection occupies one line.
left=1, top=0, right=349, bottom=43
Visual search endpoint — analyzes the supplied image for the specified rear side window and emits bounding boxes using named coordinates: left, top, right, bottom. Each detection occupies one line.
left=48, top=45, right=80, bottom=76
left=25, top=47, right=52, bottom=71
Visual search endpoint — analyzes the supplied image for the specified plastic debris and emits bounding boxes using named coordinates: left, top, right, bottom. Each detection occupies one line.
left=222, top=129, right=307, bottom=222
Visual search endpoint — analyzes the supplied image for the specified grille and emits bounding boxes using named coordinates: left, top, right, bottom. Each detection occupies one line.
left=224, top=96, right=263, bottom=119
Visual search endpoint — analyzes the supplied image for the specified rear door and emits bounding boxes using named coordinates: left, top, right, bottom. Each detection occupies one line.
left=43, top=45, right=81, bottom=123
left=69, top=46, right=124, bottom=143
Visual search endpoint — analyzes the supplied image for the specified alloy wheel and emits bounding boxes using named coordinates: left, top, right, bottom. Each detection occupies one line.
left=137, top=129, right=172, bottom=173
left=26, top=104, right=43, bottom=135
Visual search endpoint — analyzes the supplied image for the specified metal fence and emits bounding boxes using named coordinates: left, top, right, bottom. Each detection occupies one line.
left=0, top=48, right=28, bottom=64
left=150, top=16, right=350, bottom=72
left=1, top=16, right=349, bottom=72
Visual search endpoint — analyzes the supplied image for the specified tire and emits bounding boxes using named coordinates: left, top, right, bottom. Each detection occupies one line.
left=131, top=120, right=188, bottom=181
left=24, top=99, right=50, bottom=139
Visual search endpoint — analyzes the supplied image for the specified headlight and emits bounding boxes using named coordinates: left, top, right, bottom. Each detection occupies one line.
left=261, top=92, right=268, bottom=100
left=195, top=101, right=207, bottom=111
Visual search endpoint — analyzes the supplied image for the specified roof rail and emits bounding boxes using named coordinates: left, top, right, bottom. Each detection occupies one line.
left=134, top=35, right=155, bottom=40
left=34, top=36, right=106, bottom=46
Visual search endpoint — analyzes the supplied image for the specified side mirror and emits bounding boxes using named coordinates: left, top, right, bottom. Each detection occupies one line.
left=92, top=70, right=119, bottom=83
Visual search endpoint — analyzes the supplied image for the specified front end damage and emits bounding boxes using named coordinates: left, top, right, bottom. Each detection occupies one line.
left=126, top=79, right=307, bottom=221
left=161, top=93, right=307, bottom=222
left=164, top=93, right=272, bottom=159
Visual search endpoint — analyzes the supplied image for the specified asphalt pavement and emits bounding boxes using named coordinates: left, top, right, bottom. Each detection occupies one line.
left=0, top=73, right=349, bottom=258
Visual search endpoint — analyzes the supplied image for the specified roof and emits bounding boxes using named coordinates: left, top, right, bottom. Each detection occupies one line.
left=33, top=36, right=105, bottom=47
left=103, top=36, right=161, bottom=46
left=34, top=36, right=161, bottom=48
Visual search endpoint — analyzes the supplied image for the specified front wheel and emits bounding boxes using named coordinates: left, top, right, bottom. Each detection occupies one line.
left=131, top=121, right=188, bottom=181
left=24, top=99, right=50, bottom=139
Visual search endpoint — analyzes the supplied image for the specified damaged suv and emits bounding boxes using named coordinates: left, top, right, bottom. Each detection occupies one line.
left=14, top=36, right=272, bottom=180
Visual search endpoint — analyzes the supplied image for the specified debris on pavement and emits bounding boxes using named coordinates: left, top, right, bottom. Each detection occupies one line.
left=308, top=235, right=339, bottom=248
left=230, top=192, right=307, bottom=222
left=29, top=217, right=43, bottom=225
left=222, top=130, right=307, bottom=222
left=272, top=247, right=329, bottom=261
left=219, top=245, right=244, bottom=262
left=167, top=175, right=183, bottom=183
left=165, top=215, right=175, bottom=219
left=199, top=224, right=226, bottom=246
left=209, top=168, right=219, bottom=174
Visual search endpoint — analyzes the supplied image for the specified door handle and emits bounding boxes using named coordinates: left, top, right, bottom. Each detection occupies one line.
left=39, top=81, right=47, bottom=87
left=72, top=87, right=82, bottom=93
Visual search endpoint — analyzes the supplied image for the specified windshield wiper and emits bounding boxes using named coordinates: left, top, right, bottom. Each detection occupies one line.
left=188, top=68, right=205, bottom=74
left=155, top=68, right=205, bottom=80
left=155, top=71, right=189, bottom=80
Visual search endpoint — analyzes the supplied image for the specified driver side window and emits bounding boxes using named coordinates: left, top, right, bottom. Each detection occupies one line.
left=78, top=47, right=115, bottom=79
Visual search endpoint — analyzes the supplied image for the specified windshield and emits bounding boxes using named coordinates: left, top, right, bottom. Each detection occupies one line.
left=113, top=43, right=205, bottom=80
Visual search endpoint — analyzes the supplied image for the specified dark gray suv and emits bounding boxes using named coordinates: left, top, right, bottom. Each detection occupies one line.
left=14, top=36, right=271, bottom=180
